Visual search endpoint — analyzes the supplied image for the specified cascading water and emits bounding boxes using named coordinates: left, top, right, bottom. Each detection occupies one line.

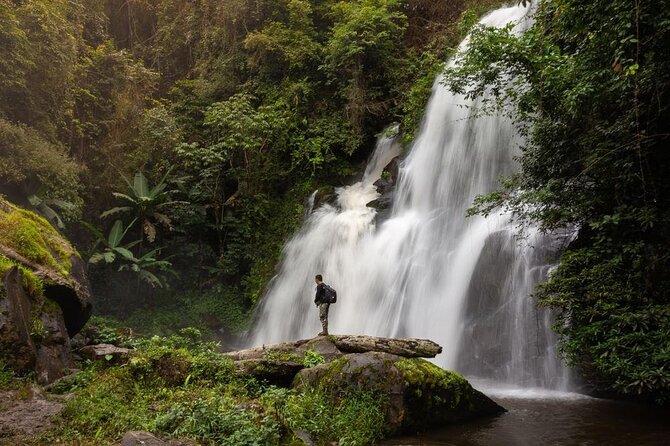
left=249, top=4, right=572, bottom=392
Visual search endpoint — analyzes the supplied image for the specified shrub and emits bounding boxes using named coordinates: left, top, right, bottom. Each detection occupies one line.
left=153, top=396, right=281, bottom=446
left=303, top=350, right=325, bottom=368
left=282, top=388, right=387, bottom=446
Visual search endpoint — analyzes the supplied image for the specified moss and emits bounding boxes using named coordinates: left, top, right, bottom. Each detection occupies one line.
left=0, top=254, right=44, bottom=298
left=264, top=349, right=303, bottom=363
left=0, top=199, right=75, bottom=278
left=396, top=358, right=466, bottom=387
left=42, top=297, right=60, bottom=314
left=395, top=358, right=468, bottom=410
left=319, top=356, right=350, bottom=386
left=35, top=336, right=281, bottom=445
left=292, top=355, right=350, bottom=389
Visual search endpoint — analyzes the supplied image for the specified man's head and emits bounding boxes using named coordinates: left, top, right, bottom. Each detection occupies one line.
left=315, top=274, right=323, bottom=284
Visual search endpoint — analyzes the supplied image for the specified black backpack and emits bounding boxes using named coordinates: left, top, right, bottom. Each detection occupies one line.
left=322, top=284, right=337, bottom=304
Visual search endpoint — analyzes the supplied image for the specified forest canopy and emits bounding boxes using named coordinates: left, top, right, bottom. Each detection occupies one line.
left=0, top=0, right=499, bottom=335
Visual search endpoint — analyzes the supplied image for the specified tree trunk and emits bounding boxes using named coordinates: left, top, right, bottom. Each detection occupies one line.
left=330, top=335, right=442, bottom=358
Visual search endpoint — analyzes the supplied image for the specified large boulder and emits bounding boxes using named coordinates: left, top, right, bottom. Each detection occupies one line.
left=293, top=352, right=505, bottom=434
left=227, top=335, right=504, bottom=435
left=0, top=199, right=92, bottom=383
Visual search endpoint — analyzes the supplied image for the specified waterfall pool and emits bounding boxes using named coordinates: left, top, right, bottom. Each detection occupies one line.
left=381, top=396, right=670, bottom=445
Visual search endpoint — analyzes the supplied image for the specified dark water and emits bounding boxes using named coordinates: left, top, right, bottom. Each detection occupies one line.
left=380, top=396, right=670, bottom=446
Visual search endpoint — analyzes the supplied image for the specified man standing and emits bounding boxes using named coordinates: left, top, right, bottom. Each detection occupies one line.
left=314, top=274, right=329, bottom=336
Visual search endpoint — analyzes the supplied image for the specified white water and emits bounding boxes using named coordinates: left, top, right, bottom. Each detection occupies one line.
left=249, top=4, right=572, bottom=392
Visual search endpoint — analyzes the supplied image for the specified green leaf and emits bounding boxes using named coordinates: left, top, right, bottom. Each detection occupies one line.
left=117, top=218, right=138, bottom=247
left=100, top=206, right=132, bottom=219
left=107, top=220, right=124, bottom=248
left=113, top=247, right=135, bottom=260
left=133, top=172, right=150, bottom=198
left=111, top=192, right=137, bottom=204
left=149, top=167, right=174, bottom=197
left=89, top=253, right=105, bottom=264
left=81, top=221, right=106, bottom=245
left=138, top=270, right=162, bottom=288
left=27, top=194, right=42, bottom=206
left=48, top=199, right=76, bottom=211
left=37, top=202, right=65, bottom=229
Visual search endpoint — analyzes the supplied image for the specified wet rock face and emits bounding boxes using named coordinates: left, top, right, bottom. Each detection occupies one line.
left=0, top=267, right=75, bottom=384
left=0, top=198, right=92, bottom=383
left=0, top=267, right=35, bottom=373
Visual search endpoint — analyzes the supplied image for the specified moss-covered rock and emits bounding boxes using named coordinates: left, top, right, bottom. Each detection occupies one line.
left=0, top=198, right=92, bottom=383
left=0, top=200, right=74, bottom=277
left=293, top=352, right=505, bottom=434
left=395, top=358, right=505, bottom=430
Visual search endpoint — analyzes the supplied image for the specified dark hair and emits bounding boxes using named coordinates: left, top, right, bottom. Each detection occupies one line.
left=315, top=274, right=323, bottom=281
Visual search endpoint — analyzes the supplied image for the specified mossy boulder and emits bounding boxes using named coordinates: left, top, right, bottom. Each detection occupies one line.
left=293, top=352, right=505, bottom=434
left=0, top=198, right=92, bottom=383
left=229, top=335, right=504, bottom=434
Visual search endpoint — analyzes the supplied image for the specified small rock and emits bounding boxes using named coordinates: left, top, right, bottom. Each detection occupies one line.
left=120, top=431, right=196, bottom=446
left=121, top=431, right=167, bottom=446
left=293, top=430, right=314, bottom=446
left=296, top=337, right=343, bottom=361
left=79, top=343, right=130, bottom=363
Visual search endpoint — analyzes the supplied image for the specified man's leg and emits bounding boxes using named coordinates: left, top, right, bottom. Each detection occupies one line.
left=319, top=303, right=330, bottom=335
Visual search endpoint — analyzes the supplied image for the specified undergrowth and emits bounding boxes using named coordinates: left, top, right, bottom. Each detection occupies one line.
left=29, top=327, right=388, bottom=446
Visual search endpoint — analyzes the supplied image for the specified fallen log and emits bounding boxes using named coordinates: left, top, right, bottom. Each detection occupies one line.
left=329, top=335, right=442, bottom=358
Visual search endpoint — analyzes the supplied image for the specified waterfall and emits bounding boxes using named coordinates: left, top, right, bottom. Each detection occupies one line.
left=249, top=4, right=572, bottom=392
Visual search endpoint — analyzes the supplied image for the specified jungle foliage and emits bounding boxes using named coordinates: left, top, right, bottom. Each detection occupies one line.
left=0, top=0, right=497, bottom=334
left=444, top=0, right=670, bottom=403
